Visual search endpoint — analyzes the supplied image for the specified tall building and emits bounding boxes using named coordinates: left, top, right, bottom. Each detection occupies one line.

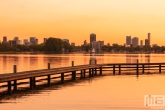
left=92, top=41, right=104, bottom=52
left=43, top=38, right=47, bottom=43
left=35, top=39, right=38, bottom=44
left=71, top=42, right=75, bottom=46
left=24, top=39, right=28, bottom=45
left=148, top=33, right=151, bottom=46
left=145, top=39, right=149, bottom=46
left=126, top=36, right=131, bottom=45
left=13, top=37, right=19, bottom=44
left=131, top=37, right=139, bottom=47
left=140, top=40, right=143, bottom=47
left=13, top=37, right=19, bottom=41
left=3, top=36, right=7, bottom=43
left=84, top=40, right=87, bottom=46
left=98, top=41, right=104, bottom=47
left=90, top=33, right=96, bottom=44
left=62, top=39, right=69, bottom=43
left=9, top=40, right=16, bottom=47
left=30, top=37, right=36, bottom=44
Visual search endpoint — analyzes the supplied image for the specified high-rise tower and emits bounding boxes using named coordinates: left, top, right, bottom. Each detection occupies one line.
left=148, top=33, right=150, bottom=46
left=90, top=33, right=96, bottom=44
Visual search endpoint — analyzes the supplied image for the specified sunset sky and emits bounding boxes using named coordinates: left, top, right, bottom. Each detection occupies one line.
left=0, top=0, right=165, bottom=46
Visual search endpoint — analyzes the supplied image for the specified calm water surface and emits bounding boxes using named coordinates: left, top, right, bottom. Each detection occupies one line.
left=0, top=53, right=165, bottom=74
left=1, top=75, right=165, bottom=110
left=0, top=54, right=165, bottom=110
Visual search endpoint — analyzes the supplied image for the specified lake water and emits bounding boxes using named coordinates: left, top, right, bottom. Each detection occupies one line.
left=0, top=53, right=165, bottom=74
left=0, top=54, right=165, bottom=110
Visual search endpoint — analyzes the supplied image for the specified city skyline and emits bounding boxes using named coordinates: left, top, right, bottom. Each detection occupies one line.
left=0, top=32, right=158, bottom=47
left=0, top=0, right=165, bottom=45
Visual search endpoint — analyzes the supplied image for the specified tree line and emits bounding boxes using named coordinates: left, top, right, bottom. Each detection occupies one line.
left=0, top=37, right=73, bottom=53
left=101, top=45, right=165, bottom=52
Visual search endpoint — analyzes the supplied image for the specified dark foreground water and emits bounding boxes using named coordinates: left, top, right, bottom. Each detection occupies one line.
left=1, top=75, right=165, bottom=110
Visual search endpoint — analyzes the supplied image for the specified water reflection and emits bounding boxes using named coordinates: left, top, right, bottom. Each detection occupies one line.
left=145, top=54, right=150, bottom=63
left=126, top=54, right=139, bottom=63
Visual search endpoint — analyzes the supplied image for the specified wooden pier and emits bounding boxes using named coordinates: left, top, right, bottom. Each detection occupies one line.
left=1, top=60, right=165, bottom=94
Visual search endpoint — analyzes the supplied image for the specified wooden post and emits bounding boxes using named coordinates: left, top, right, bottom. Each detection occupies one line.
left=89, top=60, right=91, bottom=65
left=136, top=59, right=139, bottom=77
left=100, top=67, right=102, bottom=75
left=72, top=71, right=76, bottom=80
left=47, top=75, right=51, bottom=86
left=13, top=65, right=17, bottom=91
left=80, top=70, right=83, bottom=79
left=142, top=64, right=145, bottom=74
left=33, top=77, right=36, bottom=87
left=61, top=73, right=64, bottom=83
left=83, top=69, right=86, bottom=78
left=89, top=69, right=91, bottom=77
left=92, top=68, right=94, bottom=76
left=72, top=61, right=74, bottom=67
left=119, top=65, right=121, bottom=75
left=47, top=63, right=51, bottom=86
left=30, top=77, right=33, bottom=90
left=8, top=81, right=12, bottom=94
left=95, top=68, right=97, bottom=75
left=48, top=63, right=50, bottom=69
left=113, top=65, right=115, bottom=75
left=95, top=60, right=97, bottom=64
left=159, top=64, right=161, bottom=73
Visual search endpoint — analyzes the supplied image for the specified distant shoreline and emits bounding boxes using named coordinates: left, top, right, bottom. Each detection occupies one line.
left=0, top=51, right=165, bottom=54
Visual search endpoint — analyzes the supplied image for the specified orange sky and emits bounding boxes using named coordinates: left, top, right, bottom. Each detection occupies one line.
left=0, top=0, right=165, bottom=46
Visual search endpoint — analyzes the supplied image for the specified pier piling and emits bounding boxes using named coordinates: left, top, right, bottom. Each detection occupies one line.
left=13, top=65, right=17, bottom=91
left=72, top=61, right=74, bottom=67
left=30, top=77, right=33, bottom=90
left=159, top=65, right=161, bottom=73
left=136, top=59, right=139, bottom=77
left=119, top=65, right=121, bottom=75
left=83, top=69, right=86, bottom=78
left=113, top=65, right=115, bottom=75
left=8, top=81, right=12, bottom=94
left=100, top=67, right=102, bottom=75
left=142, top=64, right=145, bottom=73
left=61, top=73, right=64, bottom=83
left=47, top=63, right=51, bottom=86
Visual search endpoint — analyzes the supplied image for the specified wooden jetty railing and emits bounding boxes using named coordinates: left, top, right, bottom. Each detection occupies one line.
left=0, top=60, right=165, bottom=95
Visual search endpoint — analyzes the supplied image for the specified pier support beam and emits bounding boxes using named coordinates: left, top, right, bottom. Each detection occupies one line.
left=95, top=68, right=97, bottom=76
left=159, top=65, right=161, bottom=73
left=113, top=65, right=115, bottom=75
left=119, top=65, right=121, bottom=75
left=92, top=68, right=94, bottom=77
left=47, top=75, right=51, bottom=86
left=30, top=77, right=33, bottom=90
left=47, top=63, right=51, bottom=86
left=80, top=70, right=83, bottom=79
left=142, top=65, right=145, bottom=74
left=89, top=69, right=91, bottom=77
left=8, top=81, right=12, bottom=94
left=100, top=67, right=102, bottom=75
left=13, top=65, right=17, bottom=91
left=83, top=69, right=86, bottom=78
left=72, top=71, right=76, bottom=81
left=61, top=73, right=64, bottom=83
left=136, top=59, right=139, bottom=77
left=33, top=77, right=36, bottom=87
left=72, top=61, right=74, bottom=67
